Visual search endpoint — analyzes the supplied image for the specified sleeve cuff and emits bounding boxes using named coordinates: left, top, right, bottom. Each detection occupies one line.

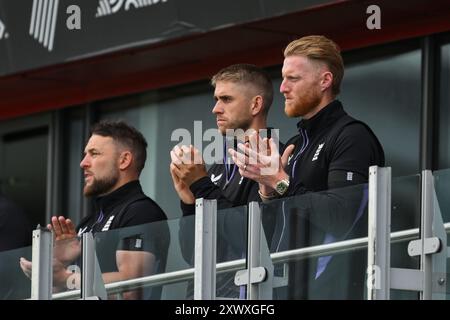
left=180, top=200, right=195, bottom=216
left=189, top=176, right=213, bottom=196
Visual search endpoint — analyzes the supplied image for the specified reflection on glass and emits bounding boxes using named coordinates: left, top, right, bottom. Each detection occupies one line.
left=261, top=183, right=369, bottom=300
left=178, top=206, right=248, bottom=300
left=438, top=43, right=450, bottom=169
left=390, top=174, right=421, bottom=300
left=0, top=246, right=32, bottom=299
left=64, top=114, right=84, bottom=225
left=435, top=168, right=450, bottom=256
left=176, top=214, right=196, bottom=299
left=215, top=206, right=247, bottom=299
left=52, top=237, right=82, bottom=296
left=434, top=168, right=450, bottom=223
left=341, top=49, right=421, bottom=176
left=94, top=220, right=170, bottom=300
left=258, top=175, right=421, bottom=300
left=433, top=168, right=450, bottom=300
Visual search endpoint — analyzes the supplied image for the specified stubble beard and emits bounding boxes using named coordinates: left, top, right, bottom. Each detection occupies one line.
left=83, top=170, right=120, bottom=197
left=219, top=117, right=252, bottom=136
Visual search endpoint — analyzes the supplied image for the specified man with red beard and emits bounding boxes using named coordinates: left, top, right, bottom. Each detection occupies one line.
left=20, top=121, right=169, bottom=299
left=230, top=35, right=384, bottom=299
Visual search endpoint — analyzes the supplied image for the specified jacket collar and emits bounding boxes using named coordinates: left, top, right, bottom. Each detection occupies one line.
left=296, top=100, right=346, bottom=136
left=94, top=180, right=142, bottom=214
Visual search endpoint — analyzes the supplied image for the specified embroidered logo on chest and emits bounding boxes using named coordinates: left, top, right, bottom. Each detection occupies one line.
left=287, top=154, right=294, bottom=166
left=101, top=215, right=115, bottom=231
left=210, top=173, right=222, bottom=185
left=78, top=226, right=88, bottom=236
left=312, top=143, right=325, bottom=162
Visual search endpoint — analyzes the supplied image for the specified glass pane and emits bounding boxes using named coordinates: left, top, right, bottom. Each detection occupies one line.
left=258, top=174, right=421, bottom=300
left=164, top=216, right=201, bottom=299
left=51, top=237, right=82, bottom=300
left=341, top=48, right=421, bottom=177
left=437, top=42, right=450, bottom=169
left=174, top=214, right=196, bottom=299
left=432, top=168, right=450, bottom=299
left=93, top=220, right=171, bottom=300
left=434, top=168, right=450, bottom=224
left=0, top=246, right=32, bottom=299
left=62, top=111, right=84, bottom=225
left=177, top=206, right=248, bottom=300
left=215, top=206, right=247, bottom=299
left=261, top=183, right=369, bottom=299
left=390, top=174, right=421, bottom=299
left=1, top=129, right=48, bottom=227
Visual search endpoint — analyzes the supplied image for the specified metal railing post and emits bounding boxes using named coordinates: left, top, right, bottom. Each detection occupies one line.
left=244, top=202, right=273, bottom=300
left=194, top=198, right=217, bottom=300
left=367, top=166, right=391, bottom=300
left=81, top=232, right=95, bottom=299
left=81, top=232, right=106, bottom=299
left=31, top=227, right=53, bottom=300
left=421, top=170, right=434, bottom=299
left=247, top=202, right=261, bottom=299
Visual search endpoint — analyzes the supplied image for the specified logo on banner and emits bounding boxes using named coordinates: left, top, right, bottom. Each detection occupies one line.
left=96, top=0, right=168, bottom=18
left=29, top=0, right=60, bottom=51
left=0, top=18, right=8, bottom=40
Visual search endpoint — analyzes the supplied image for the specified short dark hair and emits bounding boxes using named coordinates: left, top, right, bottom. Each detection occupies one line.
left=211, top=64, right=274, bottom=115
left=91, top=120, right=147, bottom=175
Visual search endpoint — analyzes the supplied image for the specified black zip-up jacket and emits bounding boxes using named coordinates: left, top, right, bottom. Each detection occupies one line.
left=180, top=163, right=259, bottom=215
left=178, top=139, right=264, bottom=266
left=264, top=100, right=385, bottom=299
left=274, top=100, right=384, bottom=236
left=78, top=180, right=167, bottom=234
left=286, top=99, right=384, bottom=195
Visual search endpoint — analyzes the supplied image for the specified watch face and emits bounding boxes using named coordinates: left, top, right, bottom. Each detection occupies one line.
left=276, top=180, right=289, bottom=195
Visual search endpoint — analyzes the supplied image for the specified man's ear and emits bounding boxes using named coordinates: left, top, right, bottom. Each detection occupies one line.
left=251, top=95, right=264, bottom=116
left=320, top=71, right=333, bottom=92
left=119, top=151, right=133, bottom=170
